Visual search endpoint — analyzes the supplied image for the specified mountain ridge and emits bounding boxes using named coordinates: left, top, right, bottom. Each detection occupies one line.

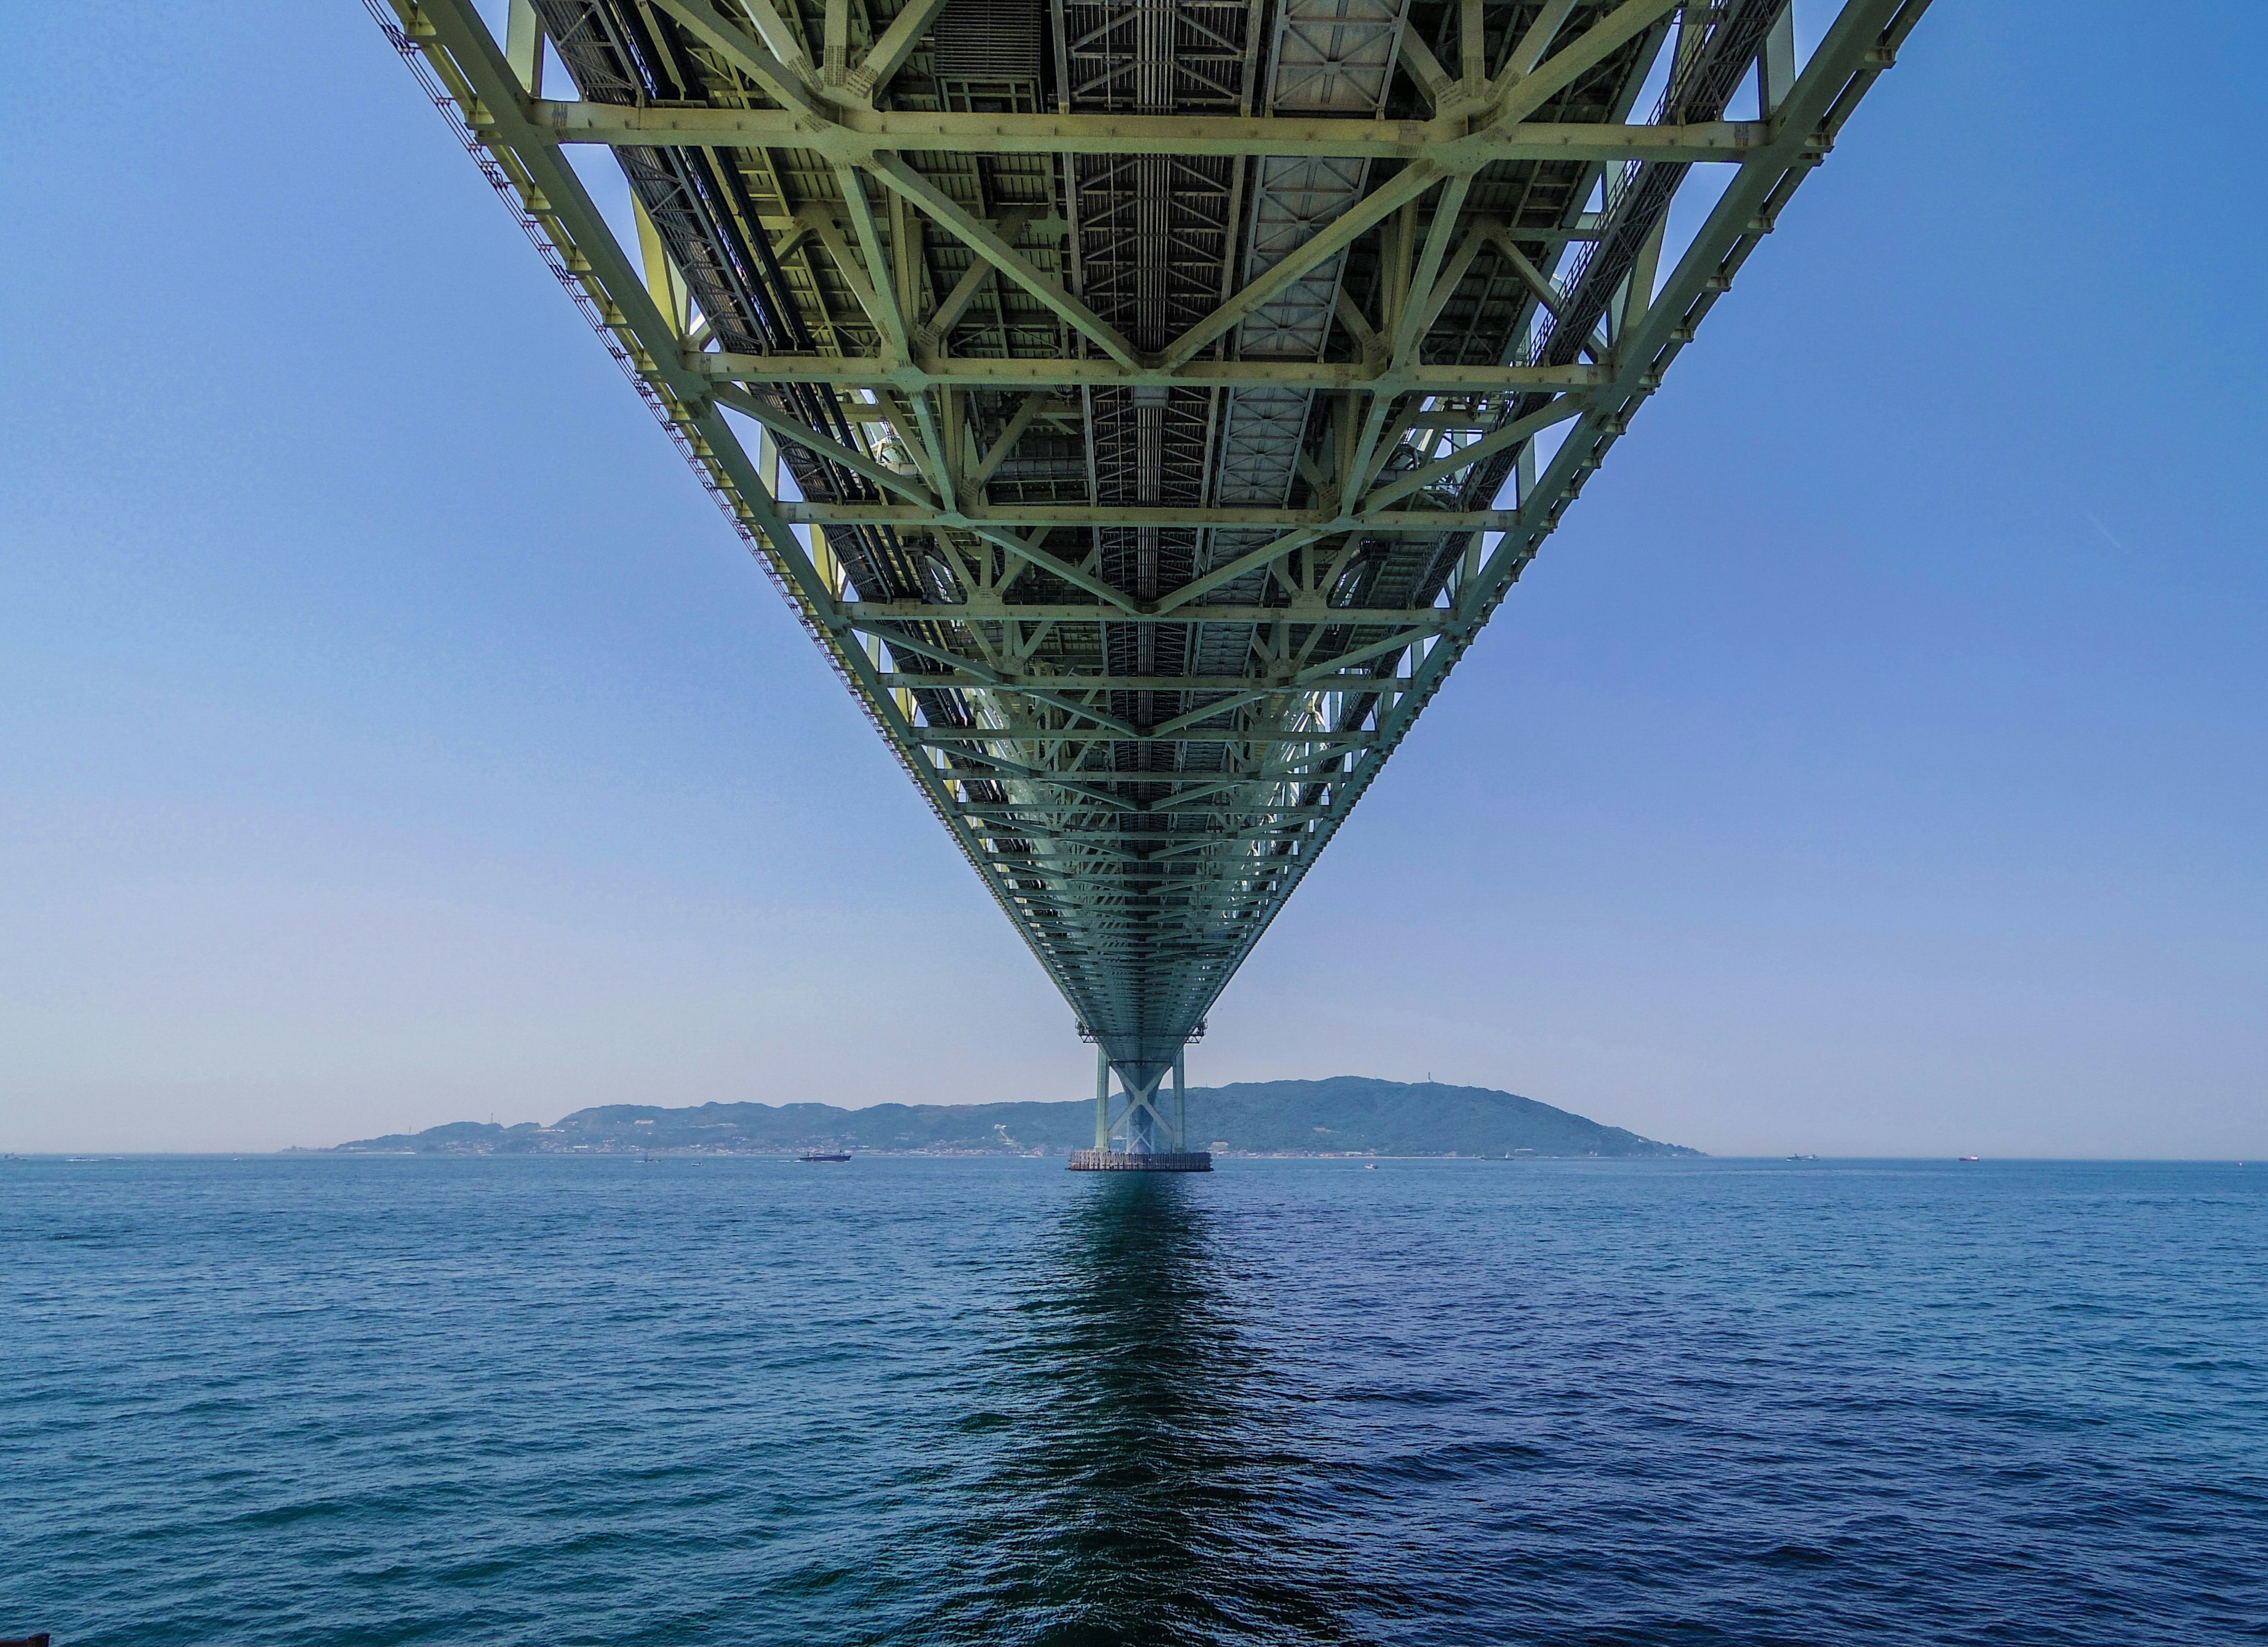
left=328, top=1077, right=1700, bottom=1158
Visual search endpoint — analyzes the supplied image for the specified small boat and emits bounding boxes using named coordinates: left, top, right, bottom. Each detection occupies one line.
left=800, top=1151, right=852, bottom=1163
left=1958, top=1155, right=1981, bottom=1163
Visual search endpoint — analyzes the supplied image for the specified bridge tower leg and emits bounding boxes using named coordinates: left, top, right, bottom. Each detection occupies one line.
left=1094, top=1044, right=1110, bottom=1153
left=1174, top=1049, right=1186, bottom=1151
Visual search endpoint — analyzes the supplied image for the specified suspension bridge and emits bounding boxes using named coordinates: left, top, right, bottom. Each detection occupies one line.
left=372, top=0, right=1922, bottom=1167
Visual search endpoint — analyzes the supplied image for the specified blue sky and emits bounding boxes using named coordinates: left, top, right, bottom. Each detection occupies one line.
left=4, top=3, right=2263, bottom=1156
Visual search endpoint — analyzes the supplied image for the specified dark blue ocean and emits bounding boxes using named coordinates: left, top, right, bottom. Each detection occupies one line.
left=2, top=1155, right=2262, bottom=1646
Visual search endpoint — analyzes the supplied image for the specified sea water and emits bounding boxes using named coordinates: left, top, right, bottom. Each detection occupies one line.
left=2, top=1154, right=2262, bottom=1645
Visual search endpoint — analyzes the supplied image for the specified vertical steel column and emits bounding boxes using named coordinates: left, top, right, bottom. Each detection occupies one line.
left=1173, top=1048, right=1186, bottom=1150
left=1094, top=1044, right=1111, bottom=1151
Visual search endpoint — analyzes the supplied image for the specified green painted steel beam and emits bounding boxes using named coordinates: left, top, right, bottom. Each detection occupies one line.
left=783, top=504, right=1520, bottom=532
left=695, top=353, right=1604, bottom=395
left=846, top=604, right=1443, bottom=626
left=533, top=99, right=1765, bottom=164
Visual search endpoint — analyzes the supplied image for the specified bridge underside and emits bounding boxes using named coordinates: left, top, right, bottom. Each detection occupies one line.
left=376, top=0, right=1919, bottom=1109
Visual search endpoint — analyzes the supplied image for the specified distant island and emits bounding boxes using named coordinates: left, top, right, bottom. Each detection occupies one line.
left=328, top=1077, right=1699, bottom=1158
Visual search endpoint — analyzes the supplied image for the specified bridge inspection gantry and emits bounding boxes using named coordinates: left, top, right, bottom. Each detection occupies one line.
left=370, top=0, right=1924, bottom=1166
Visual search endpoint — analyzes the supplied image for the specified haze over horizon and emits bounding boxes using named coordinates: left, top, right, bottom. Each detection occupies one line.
left=5, top=2, right=2265, bottom=1160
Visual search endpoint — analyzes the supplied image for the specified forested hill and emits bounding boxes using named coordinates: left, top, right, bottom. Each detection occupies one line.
left=330, top=1077, right=1698, bottom=1158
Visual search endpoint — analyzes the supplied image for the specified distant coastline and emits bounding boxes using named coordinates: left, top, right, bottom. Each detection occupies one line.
left=324, top=1076, right=1700, bottom=1160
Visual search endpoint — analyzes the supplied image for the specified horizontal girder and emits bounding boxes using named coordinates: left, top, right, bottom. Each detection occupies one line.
left=788, top=503, right=1517, bottom=530
left=535, top=99, right=1768, bottom=164
left=692, top=353, right=1605, bottom=393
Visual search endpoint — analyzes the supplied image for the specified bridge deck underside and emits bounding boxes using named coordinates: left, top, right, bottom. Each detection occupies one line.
left=386, top=0, right=1923, bottom=1072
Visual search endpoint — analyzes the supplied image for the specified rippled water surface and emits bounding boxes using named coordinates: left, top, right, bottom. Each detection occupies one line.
left=3, top=1155, right=2264, bottom=1645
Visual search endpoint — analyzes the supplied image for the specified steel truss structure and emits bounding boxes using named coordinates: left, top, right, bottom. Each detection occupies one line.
left=373, top=0, right=1922, bottom=1144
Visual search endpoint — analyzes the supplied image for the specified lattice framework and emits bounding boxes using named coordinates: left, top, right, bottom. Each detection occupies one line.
left=372, top=0, right=1924, bottom=1106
